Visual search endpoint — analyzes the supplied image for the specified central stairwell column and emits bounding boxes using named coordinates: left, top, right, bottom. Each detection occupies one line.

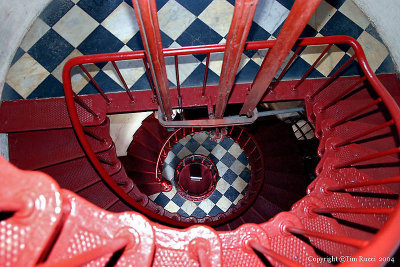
left=132, top=0, right=173, bottom=120
left=214, top=0, right=259, bottom=119
left=240, top=0, right=322, bottom=117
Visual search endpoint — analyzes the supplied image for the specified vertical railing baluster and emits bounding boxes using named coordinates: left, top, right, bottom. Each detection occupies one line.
left=175, top=55, right=183, bottom=115
left=143, top=57, right=157, bottom=98
left=274, top=46, right=302, bottom=85
left=294, top=44, right=332, bottom=89
left=79, top=64, right=111, bottom=104
left=72, top=91, right=99, bottom=118
left=111, top=61, right=135, bottom=103
left=202, top=53, right=211, bottom=97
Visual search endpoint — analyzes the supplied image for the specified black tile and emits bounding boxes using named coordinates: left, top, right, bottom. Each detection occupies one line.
left=126, top=32, right=145, bottom=51
left=78, top=25, right=124, bottom=55
left=78, top=0, right=122, bottom=23
left=245, top=22, right=271, bottom=58
left=185, top=138, right=201, bottom=153
left=224, top=187, right=240, bottom=202
left=171, top=193, right=185, bottom=207
left=208, top=189, right=223, bottom=204
left=176, top=0, right=212, bottom=16
left=219, top=137, right=234, bottom=150
left=130, top=73, right=152, bottom=91
left=284, top=56, right=324, bottom=80
left=208, top=153, right=219, bottom=165
left=39, top=0, right=74, bottom=27
left=208, top=205, right=223, bottom=216
left=220, top=152, right=236, bottom=167
left=202, top=138, right=218, bottom=152
left=169, top=156, right=181, bottom=169
left=376, top=56, right=396, bottom=74
left=366, top=24, right=383, bottom=43
left=226, top=0, right=235, bottom=6
left=27, top=75, right=64, bottom=99
left=79, top=71, right=124, bottom=95
left=325, top=0, right=346, bottom=9
left=239, top=168, right=251, bottom=183
left=235, top=60, right=260, bottom=83
left=237, top=151, right=249, bottom=166
left=328, top=54, right=362, bottom=77
left=177, top=208, right=189, bottom=217
left=160, top=31, right=174, bottom=48
left=300, top=24, right=318, bottom=38
left=275, top=0, right=295, bottom=10
left=176, top=18, right=223, bottom=49
left=181, top=64, right=220, bottom=88
left=28, top=29, right=74, bottom=72
left=222, top=169, right=238, bottom=184
left=11, top=48, right=25, bottom=67
left=154, top=193, right=171, bottom=206
left=192, top=207, right=207, bottom=218
left=156, top=0, right=169, bottom=10
left=320, top=12, right=363, bottom=52
left=171, top=142, right=184, bottom=154
left=1, top=83, right=23, bottom=101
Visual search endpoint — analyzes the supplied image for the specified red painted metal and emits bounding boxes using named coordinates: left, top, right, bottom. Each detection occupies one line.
left=132, top=0, right=173, bottom=120
left=329, top=98, right=383, bottom=128
left=274, top=46, right=302, bottom=85
left=142, top=57, right=157, bottom=98
left=294, top=44, right=332, bottom=89
left=320, top=76, right=367, bottom=111
left=111, top=61, right=135, bottom=102
left=286, top=226, right=369, bottom=248
left=249, top=241, right=303, bottom=267
left=79, top=64, right=111, bottom=104
left=327, top=176, right=400, bottom=191
left=334, top=120, right=395, bottom=148
left=214, top=0, right=259, bottom=118
left=240, top=0, right=322, bottom=116
left=202, top=53, right=211, bottom=97
left=312, top=207, right=395, bottom=215
left=335, top=146, right=400, bottom=169
left=309, top=54, right=357, bottom=99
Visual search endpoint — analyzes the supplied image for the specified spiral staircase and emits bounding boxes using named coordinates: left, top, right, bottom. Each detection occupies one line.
left=1, top=0, right=400, bottom=266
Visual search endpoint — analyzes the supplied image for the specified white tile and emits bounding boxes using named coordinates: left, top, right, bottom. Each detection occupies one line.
left=107, top=112, right=152, bottom=156
left=158, top=0, right=196, bottom=40
left=228, top=143, right=244, bottom=158
left=198, top=0, right=234, bottom=37
left=162, top=186, right=177, bottom=199
left=233, top=194, right=244, bottom=205
left=6, top=54, right=49, bottom=98
left=102, top=2, right=139, bottom=43
left=179, top=135, right=191, bottom=146
left=198, top=199, right=214, bottom=214
left=231, top=177, right=247, bottom=193
left=162, top=164, right=175, bottom=181
left=338, top=0, right=370, bottom=30
left=164, top=151, right=176, bottom=166
left=207, top=52, right=224, bottom=76
left=211, top=144, right=227, bottom=160
left=253, top=0, right=289, bottom=33
left=308, top=0, right=337, bottom=31
left=237, top=54, right=251, bottom=73
left=165, top=54, right=200, bottom=85
left=149, top=193, right=160, bottom=201
left=20, top=18, right=50, bottom=51
left=195, top=146, right=210, bottom=156
left=300, top=44, right=345, bottom=77
left=53, top=5, right=99, bottom=47
left=215, top=178, right=230, bottom=194
left=357, top=31, right=389, bottom=72
left=102, top=59, right=145, bottom=89
left=230, top=160, right=246, bottom=176
left=216, top=161, right=229, bottom=177
left=251, top=48, right=269, bottom=66
left=52, top=49, right=83, bottom=82
left=164, top=201, right=180, bottom=213
left=216, top=195, right=232, bottom=212
left=192, top=132, right=209, bottom=144
left=181, top=200, right=197, bottom=215
left=177, top=146, right=192, bottom=159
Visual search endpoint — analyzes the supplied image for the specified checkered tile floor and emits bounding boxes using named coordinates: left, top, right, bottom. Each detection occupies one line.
left=3, top=0, right=396, bottom=100
left=148, top=132, right=251, bottom=218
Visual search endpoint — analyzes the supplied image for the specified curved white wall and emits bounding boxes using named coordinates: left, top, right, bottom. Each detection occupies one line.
left=0, top=0, right=399, bottom=100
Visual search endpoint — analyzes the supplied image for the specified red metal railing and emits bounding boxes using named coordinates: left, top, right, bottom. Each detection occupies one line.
left=62, top=35, right=400, bottom=264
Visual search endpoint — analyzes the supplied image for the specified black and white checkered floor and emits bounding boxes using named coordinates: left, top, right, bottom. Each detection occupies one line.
left=149, top=132, right=251, bottom=218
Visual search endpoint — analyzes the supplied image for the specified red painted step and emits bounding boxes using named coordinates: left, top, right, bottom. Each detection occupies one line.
left=9, top=118, right=112, bottom=170
left=0, top=95, right=106, bottom=132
